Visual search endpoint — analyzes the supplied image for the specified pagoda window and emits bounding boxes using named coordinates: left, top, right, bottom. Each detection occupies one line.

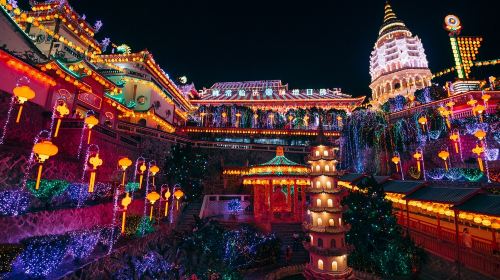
left=225, top=90, right=232, bottom=96
left=326, top=181, right=332, bottom=188
left=316, top=165, right=320, bottom=172
left=332, top=261, right=338, bottom=271
left=325, top=165, right=330, bottom=172
left=212, top=90, right=220, bottom=96
left=323, top=150, right=328, bottom=156
left=331, top=239, right=336, bottom=248
left=318, top=238, right=323, bottom=248
left=316, top=199, right=322, bottom=207
left=327, top=199, right=333, bottom=207
left=238, top=90, right=245, bottom=96
left=339, top=218, right=342, bottom=226
left=318, top=259, right=324, bottom=270
left=317, top=217, right=323, bottom=226
left=329, top=218, right=334, bottom=226
left=315, top=150, right=320, bottom=156
left=310, top=234, right=313, bottom=244
left=316, top=181, right=321, bottom=188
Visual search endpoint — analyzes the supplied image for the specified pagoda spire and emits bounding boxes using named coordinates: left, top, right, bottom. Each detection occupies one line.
left=378, top=1, right=409, bottom=37
left=383, top=1, right=398, bottom=23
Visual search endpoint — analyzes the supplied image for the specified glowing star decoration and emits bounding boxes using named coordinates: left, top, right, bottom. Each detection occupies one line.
left=474, top=129, right=486, bottom=141
left=88, top=153, right=103, bottom=192
left=149, top=165, right=159, bottom=186
left=120, top=194, right=132, bottom=234
left=413, top=150, right=423, bottom=172
left=438, top=149, right=450, bottom=171
left=138, top=162, right=147, bottom=189
left=174, top=189, right=184, bottom=210
left=84, top=115, right=99, bottom=144
left=164, top=188, right=171, bottom=216
left=472, top=144, right=485, bottom=172
left=146, top=191, right=160, bottom=221
left=118, top=157, right=132, bottom=186
left=13, top=85, right=35, bottom=123
left=53, top=101, right=69, bottom=138
left=32, top=141, right=58, bottom=190
left=418, top=116, right=427, bottom=133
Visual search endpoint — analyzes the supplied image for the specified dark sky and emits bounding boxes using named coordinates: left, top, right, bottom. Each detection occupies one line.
left=45, top=0, right=500, bottom=96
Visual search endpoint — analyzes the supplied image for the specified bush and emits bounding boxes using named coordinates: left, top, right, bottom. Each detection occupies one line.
left=0, top=244, right=24, bottom=273
left=17, top=234, right=69, bottom=277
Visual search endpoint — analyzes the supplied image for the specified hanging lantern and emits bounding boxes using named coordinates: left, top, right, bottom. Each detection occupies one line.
left=84, top=115, right=99, bottom=144
left=121, top=194, right=132, bottom=234
left=467, top=98, right=478, bottom=116
left=88, top=153, right=103, bottom=192
left=418, top=116, right=427, bottom=132
left=164, top=188, right=171, bottom=216
left=391, top=154, right=400, bottom=172
left=472, top=144, right=485, bottom=172
left=413, top=151, right=423, bottom=172
left=408, top=93, right=415, bottom=102
left=481, top=93, right=491, bottom=105
left=32, top=140, right=58, bottom=190
left=199, top=112, right=206, bottom=126
left=253, top=113, right=258, bottom=120
left=303, top=115, right=309, bottom=127
left=449, top=131, right=460, bottom=153
left=474, top=129, right=486, bottom=141
left=473, top=104, right=485, bottom=122
left=118, top=157, right=132, bottom=186
left=336, top=115, right=343, bottom=128
left=438, top=149, right=450, bottom=171
left=53, top=101, right=69, bottom=137
left=13, top=85, right=36, bottom=123
left=146, top=191, right=160, bottom=221
left=174, top=189, right=184, bottom=210
left=149, top=165, right=160, bottom=186
left=138, top=162, right=147, bottom=189
left=438, top=106, right=451, bottom=129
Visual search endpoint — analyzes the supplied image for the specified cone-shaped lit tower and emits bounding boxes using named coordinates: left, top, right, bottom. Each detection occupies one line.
left=303, top=123, right=352, bottom=279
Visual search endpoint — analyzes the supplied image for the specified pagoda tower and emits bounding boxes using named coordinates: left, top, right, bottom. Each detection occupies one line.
left=369, top=1, right=432, bottom=107
left=303, top=126, right=352, bottom=279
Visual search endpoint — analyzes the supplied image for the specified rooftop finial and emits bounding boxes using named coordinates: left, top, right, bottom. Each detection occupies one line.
left=383, top=1, right=397, bottom=23
left=378, top=1, right=409, bottom=37
left=276, top=146, right=284, bottom=156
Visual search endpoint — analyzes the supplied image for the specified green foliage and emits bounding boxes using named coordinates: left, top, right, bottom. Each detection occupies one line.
left=136, top=216, right=155, bottom=237
left=26, top=179, right=69, bottom=203
left=164, top=144, right=208, bottom=201
left=342, top=176, right=425, bottom=278
left=125, top=182, right=139, bottom=192
left=123, top=215, right=142, bottom=236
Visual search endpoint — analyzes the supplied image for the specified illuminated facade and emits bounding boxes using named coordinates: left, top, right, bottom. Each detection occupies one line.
left=304, top=130, right=352, bottom=279
left=369, top=1, right=432, bottom=106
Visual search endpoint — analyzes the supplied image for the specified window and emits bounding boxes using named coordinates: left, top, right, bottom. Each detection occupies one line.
left=318, top=259, right=324, bottom=270
left=315, top=150, right=320, bottom=156
left=326, top=181, right=332, bottom=188
left=316, top=181, right=321, bottom=188
left=318, top=238, right=323, bottom=248
left=212, top=90, right=220, bottom=96
left=292, top=89, right=300, bottom=95
left=238, top=89, right=245, bottom=96
left=310, top=234, right=313, bottom=244
left=316, top=165, right=320, bottom=172
left=225, top=90, right=232, bottom=96
left=329, top=218, right=335, bottom=226
left=325, top=165, right=330, bottom=172
left=319, top=89, right=327, bottom=95
left=339, top=218, right=342, bottom=226
left=265, top=88, right=273, bottom=96
left=316, top=199, right=322, bottom=207
left=323, top=150, right=328, bottom=156
left=306, top=89, right=313, bottom=95
left=327, top=199, right=333, bottom=207
left=332, top=261, right=338, bottom=271
left=317, top=217, right=323, bottom=226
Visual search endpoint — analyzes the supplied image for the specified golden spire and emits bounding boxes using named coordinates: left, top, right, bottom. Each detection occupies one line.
left=378, top=1, right=409, bottom=37
left=383, top=1, right=397, bottom=22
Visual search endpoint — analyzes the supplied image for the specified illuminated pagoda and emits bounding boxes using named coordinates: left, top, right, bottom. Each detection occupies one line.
left=369, top=1, right=432, bottom=107
left=304, top=125, right=352, bottom=279
left=190, top=80, right=364, bottom=130
left=243, top=146, right=309, bottom=224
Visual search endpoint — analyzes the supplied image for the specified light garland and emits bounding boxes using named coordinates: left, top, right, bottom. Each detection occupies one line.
left=182, top=127, right=340, bottom=137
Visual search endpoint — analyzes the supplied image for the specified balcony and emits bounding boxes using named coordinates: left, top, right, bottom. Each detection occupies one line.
left=303, top=242, right=351, bottom=256
left=303, top=222, right=349, bottom=233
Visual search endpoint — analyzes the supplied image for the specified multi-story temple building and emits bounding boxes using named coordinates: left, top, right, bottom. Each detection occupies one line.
left=369, top=1, right=432, bottom=107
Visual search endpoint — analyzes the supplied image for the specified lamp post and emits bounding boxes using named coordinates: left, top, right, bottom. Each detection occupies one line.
left=32, top=140, right=58, bottom=190
left=121, top=194, right=132, bottom=234
left=146, top=191, right=160, bottom=221
left=53, top=100, right=69, bottom=138
left=164, top=188, right=171, bottom=216
left=149, top=165, right=160, bottom=186
left=84, top=115, right=99, bottom=144
left=438, top=147, right=451, bottom=171
left=174, top=189, right=184, bottom=210
left=118, top=157, right=132, bottom=186
left=391, top=152, right=404, bottom=180
left=88, top=153, right=103, bottom=192
left=138, top=162, right=147, bottom=189
left=13, top=85, right=35, bottom=123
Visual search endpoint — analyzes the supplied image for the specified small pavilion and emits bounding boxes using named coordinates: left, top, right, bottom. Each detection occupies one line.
left=243, top=147, right=309, bottom=223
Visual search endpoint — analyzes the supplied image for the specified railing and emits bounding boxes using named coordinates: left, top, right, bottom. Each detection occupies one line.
left=61, top=120, right=139, bottom=148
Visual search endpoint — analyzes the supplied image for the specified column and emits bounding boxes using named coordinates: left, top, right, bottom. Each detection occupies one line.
left=269, top=183, right=273, bottom=221
left=294, top=182, right=299, bottom=220
left=287, top=184, right=291, bottom=212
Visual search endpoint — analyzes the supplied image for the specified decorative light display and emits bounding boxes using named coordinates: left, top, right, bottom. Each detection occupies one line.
left=0, top=96, right=16, bottom=145
left=0, top=190, right=30, bottom=216
left=32, top=140, right=58, bottom=190
left=84, top=114, right=99, bottom=144
left=68, top=229, right=100, bottom=261
left=417, top=116, right=427, bottom=133
left=146, top=191, right=160, bottom=221
left=182, top=127, right=340, bottom=137
left=121, top=194, right=132, bottom=234
left=118, top=157, right=133, bottom=186
left=164, top=188, right=171, bottom=217
left=18, top=235, right=69, bottom=277
left=53, top=100, right=69, bottom=138
left=391, top=152, right=404, bottom=180
left=138, top=162, right=147, bottom=189
left=413, top=149, right=423, bottom=173
left=87, top=153, right=103, bottom=192
left=173, top=189, right=184, bottom=210
left=13, top=85, right=35, bottom=123
left=438, top=148, right=450, bottom=171
left=149, top=165, right=160, bottom=186
left=472, top=144, right=485, bottom=172
left=449, top=130, right=460, bottom=153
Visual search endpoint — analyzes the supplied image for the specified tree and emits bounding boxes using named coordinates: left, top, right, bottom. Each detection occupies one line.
left=164, top=144, right=208, bottom=201
left=342, top=176, right=425, bottom=278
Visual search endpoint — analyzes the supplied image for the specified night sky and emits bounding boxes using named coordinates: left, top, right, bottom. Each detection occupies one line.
left=35, top=0, right=500, bottom=97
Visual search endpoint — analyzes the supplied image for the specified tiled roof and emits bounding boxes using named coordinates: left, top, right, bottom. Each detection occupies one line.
left=374, top=176, right=391, bottom=184
left=339, top=173, right=365, bottom=183
left=382, top=180, right=425, bottom=195
left=196, top=89, right=356, bottom=102
left=405, top=187, right=480, bottom=204
left=454, top=194, right=500, bottom=216
left=257, top=155, right=302, bottom=167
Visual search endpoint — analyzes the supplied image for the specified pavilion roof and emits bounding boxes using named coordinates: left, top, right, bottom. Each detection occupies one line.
left=453, top=194, right=500, bottom=216
left=339, top=173, right=365, bottom=183
left=382, top=180, right=425, bottom=195
left=405, top=186, right=480, bottom=204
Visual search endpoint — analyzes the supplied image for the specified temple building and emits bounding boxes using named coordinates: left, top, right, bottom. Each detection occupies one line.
left=304, top=128, right=352, bottom=279
left=369, top=1, right=432, bottom=107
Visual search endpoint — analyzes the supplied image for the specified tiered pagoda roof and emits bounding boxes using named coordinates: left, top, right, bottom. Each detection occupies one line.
left=377, top=1, right=410, bottom=39
left=245, top=147, right=309, bottom=177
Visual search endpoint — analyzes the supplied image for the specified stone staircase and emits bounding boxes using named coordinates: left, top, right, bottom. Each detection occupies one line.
left=271, top=223, right=309, bottom=265
left=175, top=202, right=202, bottom=232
